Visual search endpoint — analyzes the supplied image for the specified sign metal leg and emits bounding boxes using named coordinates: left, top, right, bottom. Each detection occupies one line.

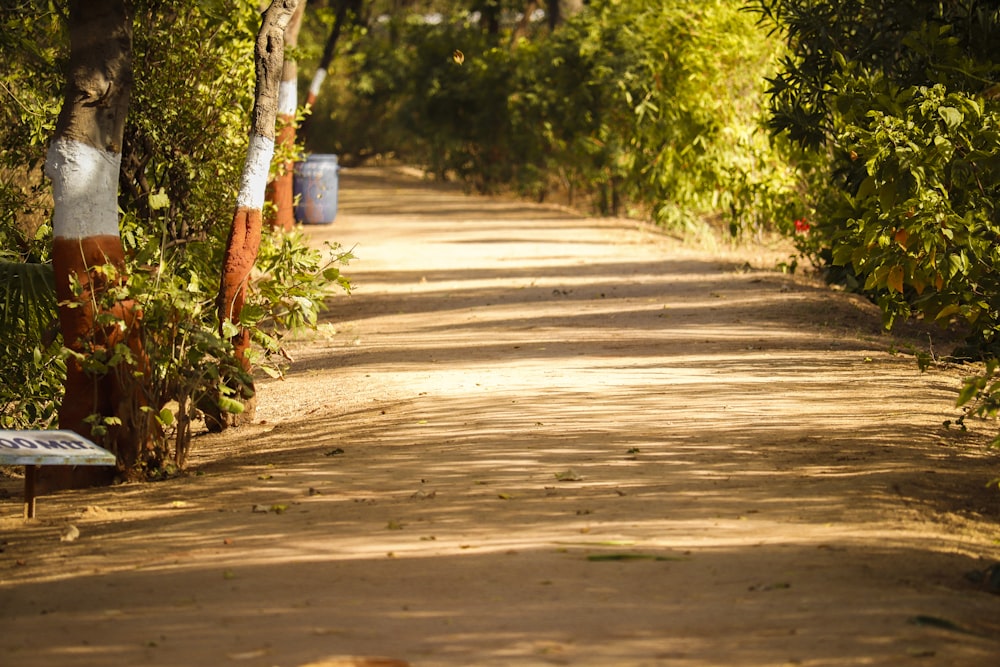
left=24, top=464, right=38, bottom=520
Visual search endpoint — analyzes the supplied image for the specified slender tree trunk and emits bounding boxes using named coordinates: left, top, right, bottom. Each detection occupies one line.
left=512, top=0, right=541, bottom=42
left=303, top=0, right=359, bottom=114
left=547, top=0, right=583, bottom=30
left=267, top=0, right=305, bottom=232
left=215, top=0, right=299, bottom=428
left=473, top=0, right=500, bottom=36
left=43, top=0, right=148, bottom=488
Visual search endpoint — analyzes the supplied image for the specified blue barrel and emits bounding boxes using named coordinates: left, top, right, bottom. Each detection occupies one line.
left=294, top=154, right=339, bottom=224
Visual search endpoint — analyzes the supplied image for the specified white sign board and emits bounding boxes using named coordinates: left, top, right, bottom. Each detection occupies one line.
left=0, top=429, right=116, bottom=467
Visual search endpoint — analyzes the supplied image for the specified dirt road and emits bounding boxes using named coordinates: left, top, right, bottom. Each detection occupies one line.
left=2, top=167, right=1000, bottom=666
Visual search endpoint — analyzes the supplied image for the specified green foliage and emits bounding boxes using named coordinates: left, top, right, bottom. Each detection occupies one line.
left=0, top=259, right=62, bottom=429
left=834, top=84, right=1000, bottom=334
left=395, top=20, right=516, bottom=189
left=0, top=1, right=62, bottom=279
left=312, top=0, right=793, bottom=232
left=524, top=0, right=794, bottom=229
left=56, top=218, right=352, bottom=473
left=752, top=0, right=1000, bottom=442
left=122, top=1, right=260, bottom=245
left=118, top=235, right=254, bottom=470
left=0, top=1, right=353, bottom=473
left=240, top=233, right=354, bottom=380
left=0, top=2, right=65, bottom=429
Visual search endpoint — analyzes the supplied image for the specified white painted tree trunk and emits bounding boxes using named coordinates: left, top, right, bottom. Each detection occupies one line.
left=268, top=1, right=305, bottom=232
left=214, top=0, right=299, bottom=429
left=44, top=0, right=145, bottom=487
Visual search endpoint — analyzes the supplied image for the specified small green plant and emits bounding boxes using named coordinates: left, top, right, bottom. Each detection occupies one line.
left=241, top=231, right=354, bottom=381
left=951, top=360, right=1000, bottom=448
left=0, top=259, right=62, bottom=429
left=118, top=223, right=352, bottom=473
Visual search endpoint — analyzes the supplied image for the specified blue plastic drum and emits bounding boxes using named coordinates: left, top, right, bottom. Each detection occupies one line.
left=294, top=154, right=339, bottom=224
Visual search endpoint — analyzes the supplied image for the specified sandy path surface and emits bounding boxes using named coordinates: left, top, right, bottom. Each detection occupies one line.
left=2, top=167, right=1000, bottom=666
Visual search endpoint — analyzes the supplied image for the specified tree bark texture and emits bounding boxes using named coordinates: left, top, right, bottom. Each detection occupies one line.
left=215, top=0, right=299, bottom=427
left=44, top=0, right=149, bottom=487
left=267, top=0, right=306, bottom=232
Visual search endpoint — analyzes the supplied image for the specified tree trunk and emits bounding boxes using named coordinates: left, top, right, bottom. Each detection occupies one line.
left=214, top=0, right=299, bottom=429
left=512, top=0, right=541, bottom=42
left=267, top=1, right=306, bottom=232
left=547, top=0, right=583, bottom=30
left=43, top=0, right=149, bottom=488
left=303, top=0, right=360, bottom=114
left=473, top=0, right=500, bottom=36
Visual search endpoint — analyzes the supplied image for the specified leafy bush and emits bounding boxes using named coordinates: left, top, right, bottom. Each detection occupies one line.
left=0, top=259, right=62, bottom=430
left=750, top=0, right=1000, bottom=441
left=311, top=0, right=793, bottom=233
left=0, top=4, right=66, bottom=430
left=529, top=0, right=795, bottom=229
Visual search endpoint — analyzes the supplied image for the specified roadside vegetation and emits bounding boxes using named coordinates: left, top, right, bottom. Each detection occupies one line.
left=1, top=2, right=350, bottom=476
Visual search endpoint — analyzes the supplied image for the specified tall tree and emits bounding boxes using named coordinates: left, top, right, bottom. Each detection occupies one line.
left=44, top=0, right=151, bottom=486
left=305, top=0, right=362, bottom=109
left=216, top=0, right=300, bottom=426
left=267, top=0, right=306, bottom=232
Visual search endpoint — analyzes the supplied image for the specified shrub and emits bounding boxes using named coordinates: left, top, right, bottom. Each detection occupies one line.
left=751, top=0, right=1000, bottom=442
left=310, top=0, right=793, bottom=233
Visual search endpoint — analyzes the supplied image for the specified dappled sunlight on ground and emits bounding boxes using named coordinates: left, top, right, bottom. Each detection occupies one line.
left=2, top=167, right=999, bottom=666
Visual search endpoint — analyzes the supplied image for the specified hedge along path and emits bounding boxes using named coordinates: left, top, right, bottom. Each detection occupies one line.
left=3, top=167, right=1000, bottom=666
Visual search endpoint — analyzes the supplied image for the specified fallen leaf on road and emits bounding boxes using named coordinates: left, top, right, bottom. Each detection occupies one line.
left=586, top=553, right=683, bottom=562
left=748, top=582, right=791, bottom=591
left=227, top=648, right=268, bottom=660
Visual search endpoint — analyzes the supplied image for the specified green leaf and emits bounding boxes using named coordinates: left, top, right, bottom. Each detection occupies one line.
left=220, top=320, right=241, bottom=339
left=217, top=396, right=245, bottom=414
left=957, top=379, right=982, bottom=407
left=257, top=364, right=282, bottom=379
left=239, top=304, right=266, bottom=326
left=934, top=304, right=960, bottom=321
left=878, top=180, right=897, bottom=210
left=157, top=407, right=175, bottom=427
left=148, top=189, right=171, bottom=211
left=855, top=176, right=876, bottom=200
left=937, top=106, right=963, bottom=130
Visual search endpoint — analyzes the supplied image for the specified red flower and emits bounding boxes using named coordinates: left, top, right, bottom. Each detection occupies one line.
left=794, top=218, right=811, bottom=233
